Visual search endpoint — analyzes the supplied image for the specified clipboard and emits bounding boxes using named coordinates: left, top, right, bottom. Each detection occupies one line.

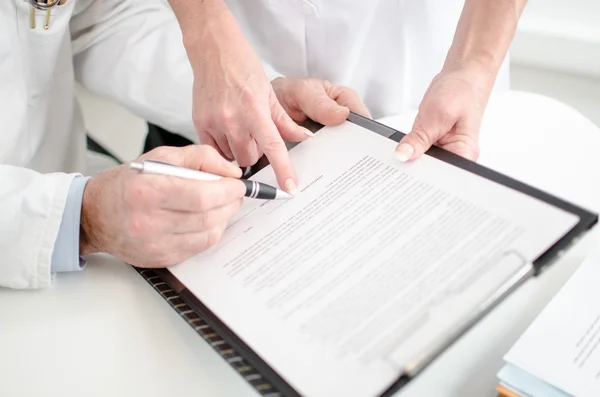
left=136, top=113, right=598, bottom=397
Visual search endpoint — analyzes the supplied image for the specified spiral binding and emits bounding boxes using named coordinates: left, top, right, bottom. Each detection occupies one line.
left=135, top=267, right=282, bottom=397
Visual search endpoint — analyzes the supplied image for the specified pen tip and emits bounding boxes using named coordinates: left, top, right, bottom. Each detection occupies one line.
left=276, top=190, right=294, bottom=200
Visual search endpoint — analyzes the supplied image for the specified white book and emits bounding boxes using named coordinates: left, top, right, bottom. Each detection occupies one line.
left=167, top=115, right=595, bottom=397
left=501, top=246, right=600, bottom=397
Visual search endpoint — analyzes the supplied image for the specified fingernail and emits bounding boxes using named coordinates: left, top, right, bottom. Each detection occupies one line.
left=284, top=179, right=298, bottom=195
left=303, top=129, right=315, bottom=138
left=395, top=143, right=414, bottom=162
left=228, top=162, right=243, bottom=177
left=335, top=105, right=349, bottom=113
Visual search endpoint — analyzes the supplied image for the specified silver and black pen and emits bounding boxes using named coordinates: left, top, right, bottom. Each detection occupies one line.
left=129, top=160, right=293, bottom=200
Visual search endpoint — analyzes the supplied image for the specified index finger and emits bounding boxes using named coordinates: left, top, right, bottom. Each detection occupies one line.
left=251, top=115, right=298, bottom=194
left=158, top=177, right=246, bottom=212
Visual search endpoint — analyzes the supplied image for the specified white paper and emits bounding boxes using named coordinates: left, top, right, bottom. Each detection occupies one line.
left=170, top=121, right=579, bottom=397
left=505, top=246, right=600, bottom=397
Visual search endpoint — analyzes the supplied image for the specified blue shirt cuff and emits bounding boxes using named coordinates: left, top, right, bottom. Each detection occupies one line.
left=51, top=176, right=91, bottom=273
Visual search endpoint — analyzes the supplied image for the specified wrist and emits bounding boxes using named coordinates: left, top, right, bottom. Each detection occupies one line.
left=441, top=57, right=497, bottom=92
left=443, top=46, right=501, bottom=75
left=442, top=0, right=522, bottom=90
left=79, top=177, right=102, bottom=256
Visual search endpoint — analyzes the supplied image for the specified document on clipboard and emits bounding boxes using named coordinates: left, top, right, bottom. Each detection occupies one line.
left=166, top=114, right=597, bottom=397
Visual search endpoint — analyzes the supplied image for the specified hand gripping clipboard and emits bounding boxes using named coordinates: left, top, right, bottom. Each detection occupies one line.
left=136, top=113, right=598, bottom=397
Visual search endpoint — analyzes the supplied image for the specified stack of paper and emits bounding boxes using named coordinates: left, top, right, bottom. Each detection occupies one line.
left=498, top=246, right=600, bottom=397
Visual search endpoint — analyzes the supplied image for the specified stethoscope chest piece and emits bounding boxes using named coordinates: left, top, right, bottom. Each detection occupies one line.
left=26, top=0, right=61, bottom=11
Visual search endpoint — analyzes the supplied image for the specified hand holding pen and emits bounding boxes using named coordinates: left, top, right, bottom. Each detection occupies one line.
left=130, top=160, right=293, bottom=200
left=79, top=145, right=288, bottom=269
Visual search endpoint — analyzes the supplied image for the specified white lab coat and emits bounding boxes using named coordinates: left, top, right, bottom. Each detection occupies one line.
left=0, top=0, right=509, bottom=289
left=0, top=0, right=196, bottom=288
left=227, top=0, right=510, bottom=119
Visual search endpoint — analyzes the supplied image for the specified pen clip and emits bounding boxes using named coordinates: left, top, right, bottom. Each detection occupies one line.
left=142, top=159, right=177, bottom=167
left=129, top=159, right=178, bottom=173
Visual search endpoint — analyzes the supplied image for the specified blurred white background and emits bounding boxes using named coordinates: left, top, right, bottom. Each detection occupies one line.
left=80, top=1, right=600, bottom=163
left=511, top=0, right=600, bottom=128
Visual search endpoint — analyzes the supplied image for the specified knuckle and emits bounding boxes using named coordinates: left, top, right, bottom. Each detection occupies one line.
left=198, top=144, right=218, bottom=158
left=128, top=215, right=149, bottom=237
left=240, top=89, right=263, bottom=112
left=196, top=193, right=207, bottom=212
left=146, top=146, right=172, bottom=161
left=410, top=128, right=431, bottom=148
left=147, top=255, right=168, bottom=268
left=300, top=78, right=312, bottom=88
left=345, top=87, right=359, bottom=99
left=273, top=107, right=292, bottom=126
left=236, top=152, right=260, bottom=168
left=205, top=227, right=224, bottom=249
left=163, top=253, right=182, bottom=267
left=224, top=189, right=240, bottom=205
left=192, top=104, right=219, bottom=131
left=196, top=190, right=214, bottom=212
left=438, top=107, right=455, bottom=123
left=198, top=211, right=215, bottom=229
left=424, top=101, right=455, bottom=124
left=262, top=137, right=286, bottom=154
left=222, top=181, right=241, bottom=202
left=219, top=107, right=236, bottom=127
left=142, top=239, right=162, bottom=257
left=154, top=256, right=175, bottom=268
left=124, top=179, right=148, bottom=206
left=247, top=100, right=266, bottom=117
left=248, top=151, right=261, bottom=164
left=313, top=96, right=328, bottom=109
left=327, top=83, right=343, bottom=96
left=192, top=108, right=209, bottom=127
left=229, top=199, right=243, bottom=215
left=226, top=130, right=250, bottom=146
left=300, top=78, right=316, bottom=93
left=153, top=260, right=170, bottom=269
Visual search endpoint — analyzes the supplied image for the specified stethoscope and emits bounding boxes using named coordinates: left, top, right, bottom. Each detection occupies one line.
left=25, top=0, right=61, bottom=11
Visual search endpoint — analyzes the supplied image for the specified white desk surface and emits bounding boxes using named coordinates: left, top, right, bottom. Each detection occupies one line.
left=2, top=91, right=599, bottom=397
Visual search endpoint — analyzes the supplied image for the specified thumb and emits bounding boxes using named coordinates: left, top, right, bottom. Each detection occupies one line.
left=329, top=86, right=371, bottom=119
left=271, top=102, right=314, bottom=142
left=302, top=90, right=349, bottom=126
left=395, top=112, right=450, bottom=162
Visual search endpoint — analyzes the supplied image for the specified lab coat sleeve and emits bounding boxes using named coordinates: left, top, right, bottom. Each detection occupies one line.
left=0, top=166, right=76, bottom=289
left=70, top=0, right=198, bottom=143
left=50, top=176, right=89, bottom=274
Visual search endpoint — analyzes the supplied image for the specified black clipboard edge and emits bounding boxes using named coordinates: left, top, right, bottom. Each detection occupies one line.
left=145, top=267, right=299, bottom=396
left=135, top=267, right=287, bottom=397
left=346, top=112, right=598, bottom=274
left=152, top=270, right=409, bottom=397
left=145, top=262, right=534, bottom=397
left=177, top=286, right=302, bottom=397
